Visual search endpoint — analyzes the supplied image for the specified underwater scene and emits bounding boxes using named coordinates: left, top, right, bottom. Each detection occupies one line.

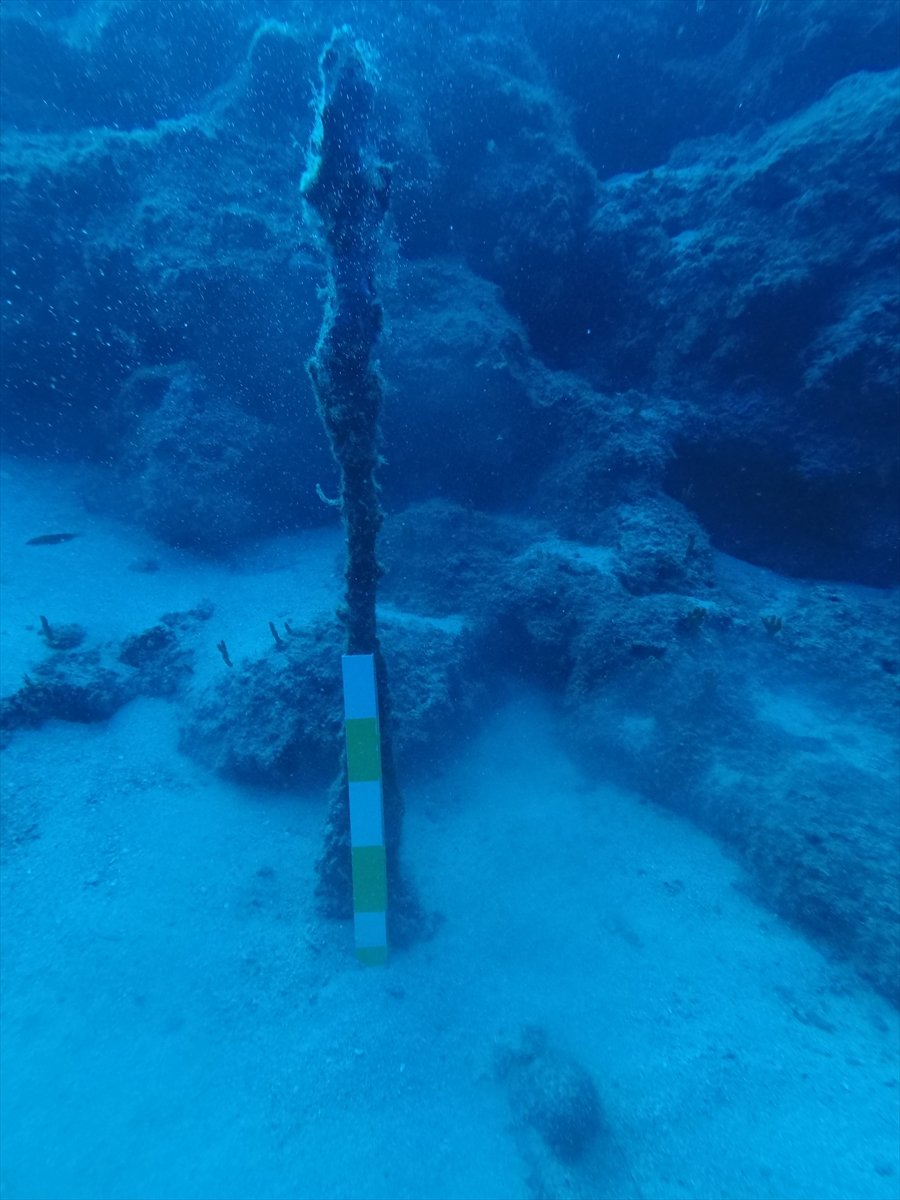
left=1, top=2, right=899, bottom=1198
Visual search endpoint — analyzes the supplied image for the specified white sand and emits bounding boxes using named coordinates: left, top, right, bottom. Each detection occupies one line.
left=1, top=458, right=898, bottom=1200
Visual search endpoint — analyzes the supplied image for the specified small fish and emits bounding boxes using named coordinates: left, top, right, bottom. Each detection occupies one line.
left=25, top=532, right=80, bottom=546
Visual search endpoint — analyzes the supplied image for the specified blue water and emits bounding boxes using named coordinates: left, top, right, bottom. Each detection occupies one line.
left=1, top=3, right=898, bottom=1199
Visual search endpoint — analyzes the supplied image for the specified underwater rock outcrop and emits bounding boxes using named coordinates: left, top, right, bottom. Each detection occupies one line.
left=0, top=651, right=135, bottom=743
left=180, top=614, right=475, bottom=790
left=0, top=603, right=210, bottom=747
left=496, top=1025, right=604, bottom=1163
left=494, top=1024, right=640, bottom=1199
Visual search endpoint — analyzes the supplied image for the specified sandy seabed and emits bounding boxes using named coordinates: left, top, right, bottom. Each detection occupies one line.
left=1, top=458, right=898, bottom=1200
